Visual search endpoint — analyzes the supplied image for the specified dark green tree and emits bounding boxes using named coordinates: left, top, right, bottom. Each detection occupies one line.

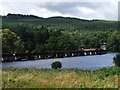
left=113, top=54, right=120, bottom=67
left=2, top=29, right=24, bottom=53
left=51, top=61, right=62, bottom=69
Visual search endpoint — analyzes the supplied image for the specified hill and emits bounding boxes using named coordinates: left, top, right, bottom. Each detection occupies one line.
left=2, top=13, right=118, bottom=31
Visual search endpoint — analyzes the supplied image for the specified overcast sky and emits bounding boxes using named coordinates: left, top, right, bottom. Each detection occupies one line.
left=0, top=0, right=119, bottom=20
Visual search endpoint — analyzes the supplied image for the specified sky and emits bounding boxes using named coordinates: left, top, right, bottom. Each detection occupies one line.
left=0, top=0, right=119, bottom=20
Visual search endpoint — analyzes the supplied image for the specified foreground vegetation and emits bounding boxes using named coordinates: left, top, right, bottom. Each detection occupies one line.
left=2, top=66, right=120, bottom=88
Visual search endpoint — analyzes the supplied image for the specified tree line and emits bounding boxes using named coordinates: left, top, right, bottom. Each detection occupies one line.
left=2, top=26, right=120, bottom=53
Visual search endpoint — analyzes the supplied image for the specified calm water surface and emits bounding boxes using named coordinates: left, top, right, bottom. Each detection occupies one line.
left=2, top=53, right=117, bottom=70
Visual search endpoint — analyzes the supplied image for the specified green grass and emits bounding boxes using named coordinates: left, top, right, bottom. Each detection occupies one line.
left=2, top=66, right=120, bottom=88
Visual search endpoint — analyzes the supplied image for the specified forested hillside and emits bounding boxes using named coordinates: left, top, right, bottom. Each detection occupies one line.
left=1, top=14, right=120, bottom=53
left=2, top=13, right=118, bottom=31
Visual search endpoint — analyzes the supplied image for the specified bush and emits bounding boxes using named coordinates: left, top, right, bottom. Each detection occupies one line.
left=51, top=61, right=62, bottom=69
left=113, top=54, right=120, bottom=67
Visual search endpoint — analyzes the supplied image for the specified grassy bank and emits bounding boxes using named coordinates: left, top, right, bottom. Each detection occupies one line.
left=2, top=67, right=120, bottom=88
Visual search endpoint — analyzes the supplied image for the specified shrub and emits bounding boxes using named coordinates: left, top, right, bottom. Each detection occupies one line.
left=51, top=61, right=62, bottom=69
left=113, top=54, right=120, bottom=67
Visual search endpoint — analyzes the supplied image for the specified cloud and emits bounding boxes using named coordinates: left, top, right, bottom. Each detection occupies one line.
left=32, top=2, right=118, bottom=20
left=0, top=3, right=3, bottom=15
left=29, top=8, right=64, bottom=18
left=0, top=1, right=118, bottom=20
left=77, top=7, right=96, bottom=15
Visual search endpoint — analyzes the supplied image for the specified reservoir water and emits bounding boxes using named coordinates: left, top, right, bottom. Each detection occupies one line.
left=2, top=53, right=117, bottom=70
